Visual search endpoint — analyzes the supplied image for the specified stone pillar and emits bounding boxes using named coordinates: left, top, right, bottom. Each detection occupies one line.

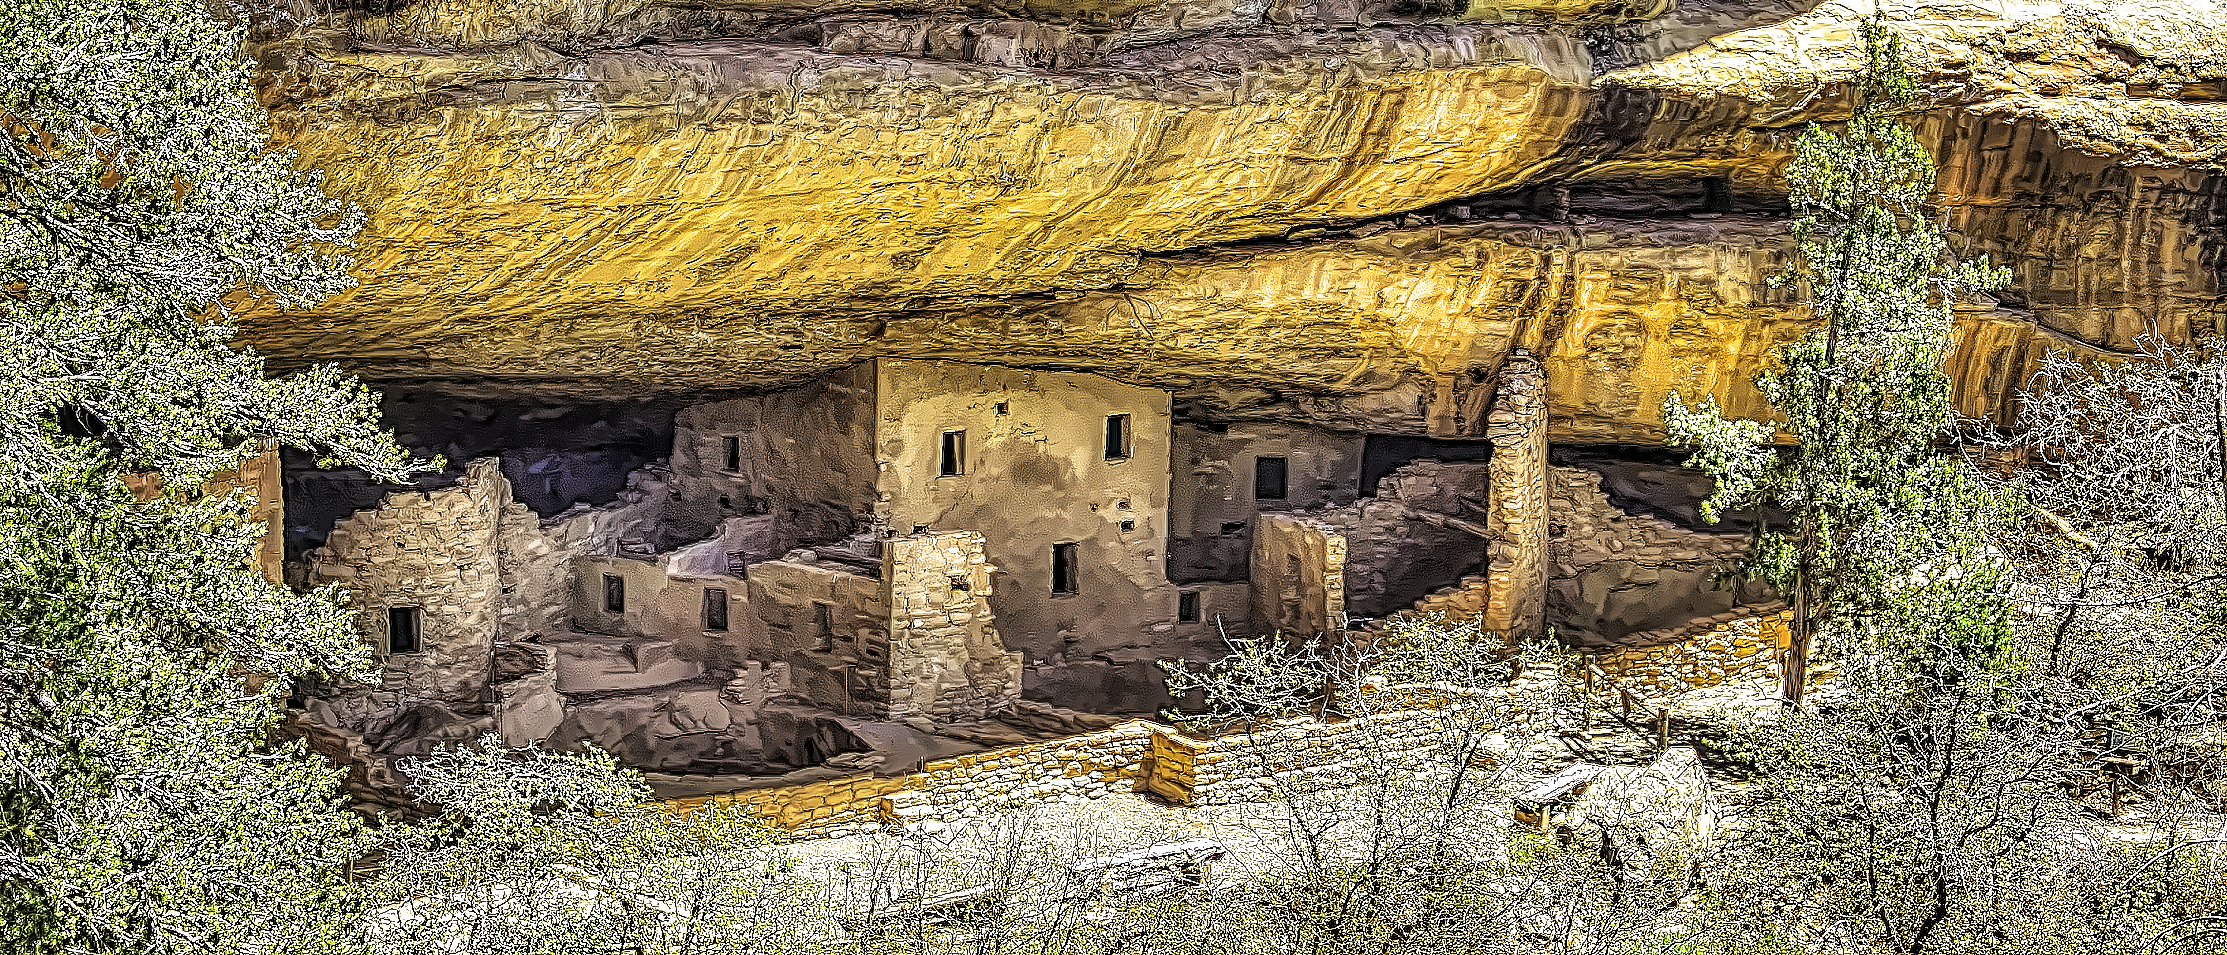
left=882, top=531, right=1021, bottom=723
left=1482, top=350, right=1548, bottom=640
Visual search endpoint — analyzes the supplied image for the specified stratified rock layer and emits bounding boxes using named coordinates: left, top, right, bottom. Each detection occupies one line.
left=237, top=0, right=2226, bottom=438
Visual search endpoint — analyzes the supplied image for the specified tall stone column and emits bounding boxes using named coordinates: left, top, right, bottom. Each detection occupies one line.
left=1482, top=350, right=1548, bottom=640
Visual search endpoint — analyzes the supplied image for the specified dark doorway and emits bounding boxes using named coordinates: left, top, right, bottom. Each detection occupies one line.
left=1253, top=456, right=1288, bottom=501
left=387, top=606, right=421, bottom=654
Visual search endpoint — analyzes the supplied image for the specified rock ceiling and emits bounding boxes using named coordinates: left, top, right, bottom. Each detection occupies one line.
left=236, top=0, right=2227, bottom=440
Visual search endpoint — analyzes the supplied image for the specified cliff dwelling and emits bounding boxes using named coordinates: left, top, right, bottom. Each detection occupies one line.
left=187, top=0, right=2220, bottom=806
left=288, top=353, right=1776, bottom=795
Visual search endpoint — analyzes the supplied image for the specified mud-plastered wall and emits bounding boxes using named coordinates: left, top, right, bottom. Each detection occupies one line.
left=670, top=363, right=877, bottom=553
left=1251, top=514, right=1348, bottom=636
left=872, top=359, right=1187, bottom=705
left=747, top=557, right=891, bottom=716
left=1167, top=422, right=1365, bottom=584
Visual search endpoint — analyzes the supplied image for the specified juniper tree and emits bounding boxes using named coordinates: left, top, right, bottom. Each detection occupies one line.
left=1662, top=18, right=2009, bottom=703
left=0, top=1, right=421, bottom=950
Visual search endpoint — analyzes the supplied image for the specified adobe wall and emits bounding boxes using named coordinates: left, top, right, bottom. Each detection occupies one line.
left=669, top=362, right=877, bottom=554
left=1167, top=422, right=1365, bottom=584
left=871, top=359, right=1190, bottom=710
left=1250, top=514, right=1348, bottom=636
left=306, top=458, right=510, bottom=701
left=883, top=531, right=1023, bottom=722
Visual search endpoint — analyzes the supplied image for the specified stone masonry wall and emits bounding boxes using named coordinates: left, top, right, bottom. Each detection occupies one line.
left=307, top=458, right=510, bottom=702
left=493, top=464, right=675, bottom=643
left=1590, top=611, right=1791, bottom=699
left=1547, top=466, right=1774, bottom=648
left=668, top=670, right=1559, bottom=838
left=1372, top=577, right=1496, bottom=632
left=1250, top=513, right=1348, bottom=635
left=884, top=531, right=1023, bottom=722
left=1318, top=460, right=1495, bottom=621
left=1483, top=351, right=1549, bottom=639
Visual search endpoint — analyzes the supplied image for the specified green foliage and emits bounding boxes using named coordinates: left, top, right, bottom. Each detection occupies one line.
left=0, top=1, right=424, bottom=949
left=366, top=738, right=823, bottom=954
left=1663, top=16, right=2011, bottom=689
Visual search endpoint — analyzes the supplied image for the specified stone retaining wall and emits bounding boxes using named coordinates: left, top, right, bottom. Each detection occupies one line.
left=1590, top=611, right=1790, bottom=699
left=668, top=672, right=1554, bottom=837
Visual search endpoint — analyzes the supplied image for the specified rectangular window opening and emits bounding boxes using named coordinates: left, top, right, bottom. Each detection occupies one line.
left=814, top=602, right=836, bottom=652
left=1051, top=542, right=1079, bottom=596
left=1104, top=414, right=1132, bottom=460
left=1254, top=455, right=1289, bottom=501
left=387, top=606, right=421, bottom=655
left=603, top=573, right=626, bottom=614
left=994, top=401, right=1009, bottom=416
left=703, top=587, right=729, bottom=632
left=939, top=429, right=966, bottom=477
left=721, top=435, right=741, bottom=472
left=1177, top=590, right=1200, bottom=623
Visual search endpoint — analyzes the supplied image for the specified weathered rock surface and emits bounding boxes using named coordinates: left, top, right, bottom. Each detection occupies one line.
left=230, top=0, right=2221, bottom=440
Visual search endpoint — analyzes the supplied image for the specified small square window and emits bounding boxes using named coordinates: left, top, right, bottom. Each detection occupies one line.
left=1254, top=455, right=1289, bottom=501
left=1177, top=591, right=1200, bottom=623
left=721, top=435, right=741, bottom=472
left=948, top=574, right=970, bottom=592
left=1051, top=542, right=1079, bottom=596
left=1104, top=414, right=1132, bottom=460
left=603, top=574, right=626, bottom=614
left=939, top=430, right=966, bottom=477
left=994, top=401, right=1009, bottom=415
left=387, top=606, right=422, bottom=654
left=1119, top=519, right=1136, bottom=532
left=703, top=587, right=729, bottom=631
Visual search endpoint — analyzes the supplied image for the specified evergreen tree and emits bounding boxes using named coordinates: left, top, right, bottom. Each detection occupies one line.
left=1662, top=17, right=2009, bottom=703
left=1, top=1, right=419, bottom=949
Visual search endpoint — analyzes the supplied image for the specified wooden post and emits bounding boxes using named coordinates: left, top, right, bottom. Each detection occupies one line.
left=1583, top=657, right=1596, bottom=695
left=1655, top=708, right=1669, bottom=751
left=2108, top=772, right=2121, bottom=817
left=1620, top=687, right=1632, bottom=719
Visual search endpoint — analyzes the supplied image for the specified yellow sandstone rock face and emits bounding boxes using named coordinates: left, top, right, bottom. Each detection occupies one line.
left=249, top=30, right=1596, bottom=341
left=234, top=0, right=2224, bottom=439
